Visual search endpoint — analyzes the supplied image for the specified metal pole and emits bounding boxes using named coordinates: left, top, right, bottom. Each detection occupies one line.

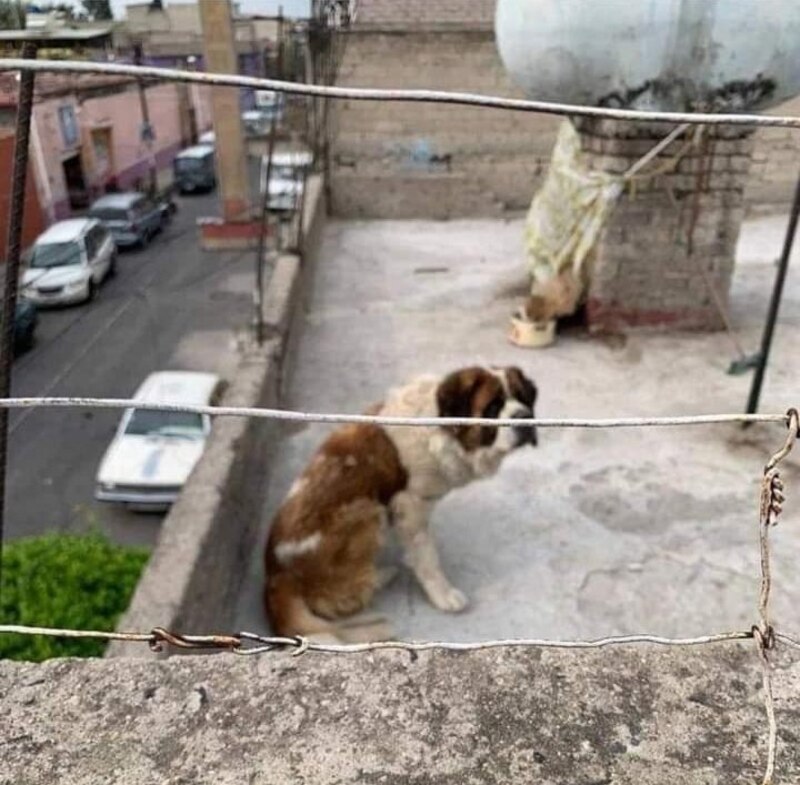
left=276, top=7, right=284, bottom=81
left=745, top=168, right=800, bottom=420
left=253, top=15, right=282, bottom=346
left=133, top=42, right=157, bottom=196
left=292, top=155, right=310, bottom=253
left=254, top=114, right=278, bottom=345
left=0, top=41, right=37, bottom=594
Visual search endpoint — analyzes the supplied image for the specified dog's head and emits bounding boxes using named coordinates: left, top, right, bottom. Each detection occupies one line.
left=435, top=366, right=537, bottom=454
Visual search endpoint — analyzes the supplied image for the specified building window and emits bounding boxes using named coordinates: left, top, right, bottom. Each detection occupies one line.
left=58, top=105, right=78, bottom=147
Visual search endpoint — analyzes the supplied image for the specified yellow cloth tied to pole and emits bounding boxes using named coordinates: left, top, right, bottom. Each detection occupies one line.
left=523, top=120, right=623, bottom=318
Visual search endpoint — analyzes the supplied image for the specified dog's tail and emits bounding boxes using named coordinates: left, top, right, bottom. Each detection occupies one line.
left=264, top=576, right=392, bottom=644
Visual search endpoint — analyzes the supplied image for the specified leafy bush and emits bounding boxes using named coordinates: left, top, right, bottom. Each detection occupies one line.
left=1, top=531, right=149, bottom=661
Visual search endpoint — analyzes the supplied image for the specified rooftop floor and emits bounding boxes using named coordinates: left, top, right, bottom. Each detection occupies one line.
left=236, top=213, right=800, bottom=643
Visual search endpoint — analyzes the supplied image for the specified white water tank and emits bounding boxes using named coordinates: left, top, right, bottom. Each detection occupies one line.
left=495, top=0, right=800, bottom=111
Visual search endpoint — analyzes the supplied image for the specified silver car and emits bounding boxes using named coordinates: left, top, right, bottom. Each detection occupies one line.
left=87, top=192, right=164, bottom=248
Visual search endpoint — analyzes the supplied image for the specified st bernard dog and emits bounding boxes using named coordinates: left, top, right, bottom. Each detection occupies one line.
left=264, top=365, right=538, bottom=640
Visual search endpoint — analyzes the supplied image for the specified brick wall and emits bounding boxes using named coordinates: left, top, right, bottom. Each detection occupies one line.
left=355, top=0, right=495, bottom=27
left=0, top=134, right=46, bottom=261
left=575, top=120, right=753, bottom=331
left=330, top=29, right=560, bottom=218
left=331, top=29, right=800, bottom=219
left=746, top=95, right=800, bottom=209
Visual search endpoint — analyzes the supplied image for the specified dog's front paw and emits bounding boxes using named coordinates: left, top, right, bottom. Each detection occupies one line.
left=432, top=586, right=469, bottom=613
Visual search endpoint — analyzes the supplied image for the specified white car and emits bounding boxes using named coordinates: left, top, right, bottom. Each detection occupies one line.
left=262, top=150, right=313, bottom=212
left=95, top=371, right=222, bottom=510
left=22, top=218, right=116, bottom=306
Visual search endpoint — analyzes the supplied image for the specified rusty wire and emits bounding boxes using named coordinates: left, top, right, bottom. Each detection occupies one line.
left=4, top=58, right=800, bottom=129
left=754, top=408, right=799, bottom=785
left=0, top=622, right=766, bottom=655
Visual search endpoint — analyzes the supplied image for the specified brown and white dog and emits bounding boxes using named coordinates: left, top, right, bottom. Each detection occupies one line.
left=263, top=365, right=538, bottom=640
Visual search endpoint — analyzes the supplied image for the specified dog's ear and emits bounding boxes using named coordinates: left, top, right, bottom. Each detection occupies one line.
left=436, top=368, right=484, bottom=418
left=506, top=367, right=537, bottom=408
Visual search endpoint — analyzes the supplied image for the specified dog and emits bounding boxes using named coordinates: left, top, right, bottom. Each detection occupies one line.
left=263, top=365, right=538, bottom=641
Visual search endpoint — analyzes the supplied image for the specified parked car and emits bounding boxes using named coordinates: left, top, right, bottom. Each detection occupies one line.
left=253, top=89, right=285, bottom=122
left=198, top=130, right=215, bottom=147
left=173, top=145, right=216, bottom=194
left=242, top=109, right=273, bottom=137
left=95, top=370, right=222, bottom=510
left=262, top=150, right=313, bottom=212
left=87, top=192, right=164, bottom=249
left=3, top=297, right=38, bottom=355
left=21, top=218, right=116, bottom=306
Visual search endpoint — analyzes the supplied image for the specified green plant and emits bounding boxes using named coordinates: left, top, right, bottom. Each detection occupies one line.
left=0, top=531, right=149, bottom=661
left=0, top=1, right=25, bottom=29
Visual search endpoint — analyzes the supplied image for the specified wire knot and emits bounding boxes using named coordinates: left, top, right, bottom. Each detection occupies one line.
left=760, top=470, right=785, bottom=528
left=148, top=627, right=242, bottom=653
left=291, top=635, right=311, bottom=656
left=752, top=624, right=775, bottom=654
left=786, top=407, right=799, bottom=437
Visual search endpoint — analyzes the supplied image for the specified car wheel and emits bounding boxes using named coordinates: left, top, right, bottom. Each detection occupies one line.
left=86, top=280, right=96, bottom=303
left=108, top=254, right=118, bottom=278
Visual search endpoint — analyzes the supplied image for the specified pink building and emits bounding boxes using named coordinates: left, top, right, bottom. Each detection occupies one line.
left=0, top=72, right=212, bottom=224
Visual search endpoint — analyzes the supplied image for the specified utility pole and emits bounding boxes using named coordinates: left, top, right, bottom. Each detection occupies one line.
left=0, top=40, right=37, bottom=598
left=276, top=7, right=284, bottom=80
left=198, top=0, right=250, bottom=222
left=132, top=41, right=157, bottom=196
left=253, top=6, right=283, bottom=344
left=744, top=169, right=800, bottom=420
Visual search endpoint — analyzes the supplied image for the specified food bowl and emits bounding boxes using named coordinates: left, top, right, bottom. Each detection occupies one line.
left=508, top=315, right=556, bottom=348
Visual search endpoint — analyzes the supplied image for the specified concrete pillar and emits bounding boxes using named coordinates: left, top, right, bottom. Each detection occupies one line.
left=198, top=0, right=250, bottom=223
left=576, top=119, right=754, bottom=332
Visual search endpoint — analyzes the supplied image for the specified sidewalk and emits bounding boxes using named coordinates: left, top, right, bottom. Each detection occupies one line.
left=236, top=213, right=800, bottom=642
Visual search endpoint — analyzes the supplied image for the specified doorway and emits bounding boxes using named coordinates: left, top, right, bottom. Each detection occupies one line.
left=63, top=153, right=89, bottom=210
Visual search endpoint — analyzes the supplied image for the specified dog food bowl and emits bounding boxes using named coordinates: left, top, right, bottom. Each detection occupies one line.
left=508, top=315, right=556, bottom=348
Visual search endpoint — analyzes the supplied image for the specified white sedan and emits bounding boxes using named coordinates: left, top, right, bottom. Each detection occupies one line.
left=95, top=371, right=221, bottom=510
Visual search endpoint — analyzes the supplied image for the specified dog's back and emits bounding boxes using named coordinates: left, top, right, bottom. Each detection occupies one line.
left=264, top=423, right=407, bottom=638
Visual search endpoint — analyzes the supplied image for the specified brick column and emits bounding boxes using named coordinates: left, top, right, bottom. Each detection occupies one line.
left=198, top=0, right=258, bottom=249
left=577, top=119, right=754, bottom=332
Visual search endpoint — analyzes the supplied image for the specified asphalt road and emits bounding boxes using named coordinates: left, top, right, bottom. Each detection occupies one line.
left=6, top=191, right=257, bottom=548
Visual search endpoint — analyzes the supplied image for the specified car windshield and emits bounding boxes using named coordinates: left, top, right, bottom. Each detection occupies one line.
left=271, top=165, right=297, bottom=180
left=89, top=207, right=130, bottom=221
left=124, top=409, right=204, bottom=439
left=30, top=241, right=82, bottom=269
left=175, top=157, right=204, bottom=172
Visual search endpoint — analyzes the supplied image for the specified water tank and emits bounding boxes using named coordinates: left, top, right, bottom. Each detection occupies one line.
left=495, top=0, right=800, bottom=111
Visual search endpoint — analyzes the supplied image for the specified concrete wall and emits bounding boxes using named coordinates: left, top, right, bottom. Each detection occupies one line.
left=108, top=176, right=326, bottom=657
left=3, top=646, right=799, bottom=782
left=331, top=29, right=800, bottom=219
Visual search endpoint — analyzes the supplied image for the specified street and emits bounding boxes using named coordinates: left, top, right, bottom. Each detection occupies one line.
left=6, top=191, right=259, bottom=547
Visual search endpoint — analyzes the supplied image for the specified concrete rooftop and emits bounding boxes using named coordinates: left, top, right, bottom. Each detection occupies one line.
left=237, top=212, right=800, bottom=643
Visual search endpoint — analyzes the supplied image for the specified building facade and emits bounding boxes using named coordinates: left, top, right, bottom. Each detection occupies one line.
left=0, top=70, right=213, bottom=234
